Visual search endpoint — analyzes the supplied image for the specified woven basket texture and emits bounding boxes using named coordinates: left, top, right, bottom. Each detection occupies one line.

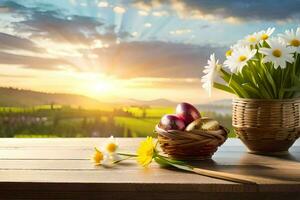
left=155, top=125, right=228, bottom=160
left=232, top=98, right=300, bottom=153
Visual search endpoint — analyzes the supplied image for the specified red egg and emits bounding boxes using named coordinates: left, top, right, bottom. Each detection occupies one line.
left=176, top=102, right=201, bottom=125
left=159, top=114, right=185, bottom=131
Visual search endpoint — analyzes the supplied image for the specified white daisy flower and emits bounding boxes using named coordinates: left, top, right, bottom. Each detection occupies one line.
left=101, top=153, right=113, bottom=166
left=279, top=28, right=300, bottom=53
left=259, top=38, right=294, bottom=69
left=92, top=136, right=123, bottom=167
left=243, top=32, right=260, bottom=46
left=258, top=27, right=275, bottom=42
left=104, top=136, right=123, bottom=165
left=92, top=148, right=110, bottom=166
left=225, top=40, right=248, bottom=58
left=104, top=136, right=118, bottom=154
left=225, top=49, right=233, bottom=58
left=224, top=46, right=257, bottom=73
left=201, top=53, right=220, bottom=97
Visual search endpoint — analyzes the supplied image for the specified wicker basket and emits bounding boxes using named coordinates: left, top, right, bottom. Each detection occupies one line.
left=232, top=98, right=300, bottom=154
left=155, top=125, right=228, bottom=160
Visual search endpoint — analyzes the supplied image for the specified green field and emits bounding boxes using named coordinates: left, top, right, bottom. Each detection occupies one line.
left=123, top=107, right=175, bottom=118
left=0, top=105, right=234, bottom=138
left=115, top=117, right=160, bottom=137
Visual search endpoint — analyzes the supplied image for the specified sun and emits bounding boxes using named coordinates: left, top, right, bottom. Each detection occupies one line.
left=93, top=80, right=114, bottom=93
left=68, top=72, right=117, bottom=98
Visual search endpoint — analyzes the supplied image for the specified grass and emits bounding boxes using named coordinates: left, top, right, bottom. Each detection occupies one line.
left=123, top=107, right=174, bottom=118
left=0, top=105, right=62, bottom=113
left=0, top=104, right=235, bottom=138
left=115, top=117, right=160, bottom=137
left=146, top=107, right=175, bottom=118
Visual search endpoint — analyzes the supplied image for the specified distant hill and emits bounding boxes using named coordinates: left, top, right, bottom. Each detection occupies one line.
left=0, top=87, right=106, bottom=108
left=0, top=87, right=177, bottom=108
left=126, top=98, right=178, bottom=107
left=0, top=87, right=232, bottom=109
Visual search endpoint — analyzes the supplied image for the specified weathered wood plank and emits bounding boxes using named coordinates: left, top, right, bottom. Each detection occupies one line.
left=0, top=161, right=299, bottom=184
left=0, top=154, right=299, bottom=173
left=3, top=138, right=296, bottom=148
left=0, top=138, right=299, bottom=199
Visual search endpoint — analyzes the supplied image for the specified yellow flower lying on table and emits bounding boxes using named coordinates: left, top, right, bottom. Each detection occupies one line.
left=137, top=136, right=155, bottom=167
left=91, top=136, right=256, bottom=184
left=92, top=136, right=159, bottom=167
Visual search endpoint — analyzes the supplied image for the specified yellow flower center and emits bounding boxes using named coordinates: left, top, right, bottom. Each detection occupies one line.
left=106, top=143, right=117, bottom=153
left=238, top=55, right=247, bottom=62
left=226, top=49, right=232, bottom=57
left=272, top=49, right=282, bottom=57
left=248, top=36, right=256, bottom=43
left=93, top=150, right=103, bottom=164
left=291, top=39, right=300, bottom=47
left=261, top=34, right=269, bottom=40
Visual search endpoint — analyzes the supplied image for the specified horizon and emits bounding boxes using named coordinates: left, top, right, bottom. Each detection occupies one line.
left=0, top=86, right=233, bottom=105
left=0, top=0, right=299, bottom=104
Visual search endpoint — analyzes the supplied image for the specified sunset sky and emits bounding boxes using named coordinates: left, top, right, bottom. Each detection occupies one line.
left=0, top=0, right=300, bottom=103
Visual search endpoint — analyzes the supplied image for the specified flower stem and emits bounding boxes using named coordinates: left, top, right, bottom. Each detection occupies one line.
left=117, top=152, right=137, bottom=157
left=113, top=156, right=132, bottom=164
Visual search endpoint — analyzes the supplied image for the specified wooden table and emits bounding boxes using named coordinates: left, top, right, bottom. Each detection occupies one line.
left=0, top=138, right=299, bottom=200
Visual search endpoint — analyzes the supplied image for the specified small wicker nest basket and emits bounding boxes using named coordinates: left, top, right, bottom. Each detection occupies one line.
left=155, top=125, right=228, bottom=160
left=232, top=98, right=300, bottom=154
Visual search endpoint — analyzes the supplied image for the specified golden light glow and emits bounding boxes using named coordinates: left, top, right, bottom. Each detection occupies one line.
left=68, top=72, right=119, bottom=98
left=92, top=80, right=114, bottom=93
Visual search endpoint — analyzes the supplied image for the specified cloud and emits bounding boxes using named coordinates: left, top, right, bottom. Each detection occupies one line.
left=138, top=10, right=149, bottom=16
left=169, top=29, right=192, bottom=35
left=92, top=41, right=225, bottom=79
left=144, top=23, right=152, bottom=28
left=126, top=77, right=200, bottom=89
left=1, top=1, right=130, bottom=47
left=133, top=0, right=300, bottom=22
left=0, top=1, right=28, bottom=13
left=97, top=1, right=109, bottom=7
left=16, top=14, right=106, bottom=45
left=133, top=0, right=164, bottom=11
left=0, top=1, right=227, bottom=81
left=113, top=6, right=126, bottom=14
left=0, top=51, right=72, bottom=70
left=152, top=10, right=169, bottom=17
left=0, top=30, right=225, bottom=78
left=0, top=32, right=43, bottom=52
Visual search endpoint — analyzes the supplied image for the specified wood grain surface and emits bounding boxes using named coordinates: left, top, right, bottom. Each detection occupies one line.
left=0, top=138, right=299, bottom=200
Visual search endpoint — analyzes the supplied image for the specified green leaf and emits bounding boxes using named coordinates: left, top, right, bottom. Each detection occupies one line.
left=283, top=87, right=300, bottom=92
left=154, top=157, right=170, bottom=167
left=157, top=155, right=186, bottom=165
left=213, top=82, right=235, bottom=94
left=263, top=66, right=278, bottom=97
left=219, top=69, right=250, bottom=98
left=242, top=83, right=262, bottom=98
left=293, top=75, right=300, bottom=85
left=164, top=161, right=194, bottom=172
